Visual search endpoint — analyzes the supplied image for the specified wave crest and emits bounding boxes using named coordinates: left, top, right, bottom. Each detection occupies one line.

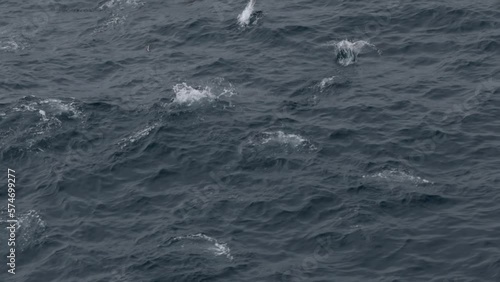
left=329, top=40, right=379, bottom=66
left=363, top=169, right=433, bottom=185
left=246, top=131, right=316, bottom=151
left=171, top=233, right=233, bottom=261
left=172, top=80, right=235, bottom=106
left=238, top=0, right=256, bottom=26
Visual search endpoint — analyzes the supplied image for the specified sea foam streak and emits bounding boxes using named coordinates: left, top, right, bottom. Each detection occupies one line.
left=363, top=169, right=433, bottom=185
left=172, top=233, right=233, bottom=260
left=319, top=76, right=336, bottom=91
left=118, top=123, right=157, bottom=149
left=238, top=0, right=256, bottom=26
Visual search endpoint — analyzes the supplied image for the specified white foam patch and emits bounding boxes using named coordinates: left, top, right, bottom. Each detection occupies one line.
left=38, top=109, right=49, bottom=122
left=0, top=39, right=23, bottom=52
left=13, top=102, right=37, bottom=112
left=39, top=98, right=81, bottom=118
left=363, top=169, right=433, bottom=185
left=172, top=81, right=235, bottom=106
left=92, top=14, right=126, bottom=35
left=328, top=40, right=379, bottom=66
left=173, top=83, right=215, bottom=105
left=319, top=76, right=336, bottom=91
left=238, top=0, right=256, bottom=26
left=261, top=131, right=307, bottom=146
left=10, top=97, right=82, bottom=138
left=1, top=210, right=47, bottom=251
left=172, top=233, right=233, bottom=261
left=13, top=98, right=80, bottom=116
left=18, top=210, right=46, bottom=250
left=249, top=131, right=316, bottom=150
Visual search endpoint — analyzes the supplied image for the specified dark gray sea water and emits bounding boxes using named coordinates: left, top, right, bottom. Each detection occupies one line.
left=1, top=0, right=500, bottom=281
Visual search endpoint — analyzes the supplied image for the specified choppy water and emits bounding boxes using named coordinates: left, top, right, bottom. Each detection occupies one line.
left=1, top=0, right=500, bottom=281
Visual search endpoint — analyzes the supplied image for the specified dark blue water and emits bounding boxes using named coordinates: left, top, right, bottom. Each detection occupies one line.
left=1, top=0, right=500, bottom=281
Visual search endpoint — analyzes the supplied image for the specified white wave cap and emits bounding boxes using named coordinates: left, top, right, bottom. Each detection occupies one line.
left=38, top=110, right=49, bottom=122
left=261, top=131, right=307, bottom=147
left=246, top=131, right=317, bottom=150
left=118, top=123, right=157, bottom=149
left=13, top=98, right=81, bottom=122
left=173, top=83, right=215, bottom=105
left=0, top=39, right=22, bottom=52
left=172, top=81, right=235, bottom=106
left=39, top=98, right=81, bottom=118
left=363, top=169, right=433, bottom=185
left=173, top=233, right=233, bottom=261
left=238, top=0, right=256, bottom=26
left=319, top=76, right=336, bottom=91
left=331, top=40, right=379, bottom=66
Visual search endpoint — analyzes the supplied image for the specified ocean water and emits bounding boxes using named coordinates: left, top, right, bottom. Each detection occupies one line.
left=0, top=0, right=499, bottom=281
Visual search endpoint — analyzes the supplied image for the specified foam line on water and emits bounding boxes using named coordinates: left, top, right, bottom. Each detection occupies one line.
left=238, top=0, right=256, bottom=26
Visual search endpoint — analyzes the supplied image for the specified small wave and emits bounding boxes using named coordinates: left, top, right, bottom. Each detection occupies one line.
left=319, top=76, right=336, bottom=91
left=0, top=26, right=27, bottom=52
left=173, top=83, right=215, bottom=105
left=118, top=123, right=157, bottom=148
left=238, top=0, right=256, bottom=26
left=261, top=131, right=307, bottom=146
left=8, top=97, right=82, bottom=139
left=39, top=98, right=81, bottom=118
left=0, top=38, right=23, bottom=52
left=94, top=0, right=143, bottom=36
left=171, top=233, right=233, bottom=261
left=17, top=210, right=46, bottom=251
left=110, top=268, right=130, bottom=282
left=13, top=102, right=37, bottom=113
left=13, top=101, right=61, bottom=133
left=92, top=13, right=126, bottom=35
left=328, top=40, right=379, bottom=66
left=248, top=131, right=316, bottom=150
left=172, top=80, right=235, bottom=106
left=0, top=210, right=46, bottom=251
left=13, top=98, right=81, bottom=120
left=98, top=0, right=144, bottom=10
left=363, top=169, right=433, bottom=185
